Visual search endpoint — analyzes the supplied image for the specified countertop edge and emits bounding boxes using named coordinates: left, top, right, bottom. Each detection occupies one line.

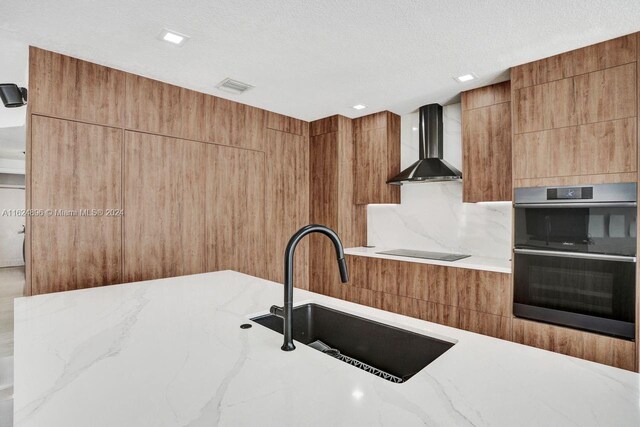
left=344, top=247, right=512, bottom=274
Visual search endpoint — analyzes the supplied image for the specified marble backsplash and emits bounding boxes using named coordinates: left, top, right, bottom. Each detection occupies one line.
left=366, top=104, right=512, bottom=260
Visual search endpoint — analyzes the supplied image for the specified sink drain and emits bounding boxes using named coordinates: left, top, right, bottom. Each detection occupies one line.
left=308, top=340, right=403, bottom=383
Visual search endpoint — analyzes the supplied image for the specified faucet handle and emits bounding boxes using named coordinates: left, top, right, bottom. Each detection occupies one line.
left=270, top=305, right=284, bottom=318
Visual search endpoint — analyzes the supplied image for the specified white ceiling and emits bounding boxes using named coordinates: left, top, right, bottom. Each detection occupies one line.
left=1, top=1, right=639, bottom=121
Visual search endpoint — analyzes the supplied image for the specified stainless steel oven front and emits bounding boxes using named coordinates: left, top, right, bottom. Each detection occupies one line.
left=513, top=182, right=637, bottom=339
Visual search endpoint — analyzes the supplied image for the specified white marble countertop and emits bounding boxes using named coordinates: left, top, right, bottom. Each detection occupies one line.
left=345, top=246, right=512, bottom=273
left=14, top=271, right=638, bottom=426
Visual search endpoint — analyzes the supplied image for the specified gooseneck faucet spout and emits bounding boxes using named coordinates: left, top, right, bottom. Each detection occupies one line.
left=270, top=224, right=349, bottom=351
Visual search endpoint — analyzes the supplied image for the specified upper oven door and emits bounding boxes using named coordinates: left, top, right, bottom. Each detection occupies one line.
left=514, top=204, right=637, bottom=255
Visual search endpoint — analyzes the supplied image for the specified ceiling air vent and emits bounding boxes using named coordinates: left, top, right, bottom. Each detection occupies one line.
left=216, top=78, right=253, bottom=95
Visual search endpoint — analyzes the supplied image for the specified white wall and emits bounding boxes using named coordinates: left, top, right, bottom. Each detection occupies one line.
left=366, top=104, right=512, bottom=260
left=0, top=187, right=25, bottom=267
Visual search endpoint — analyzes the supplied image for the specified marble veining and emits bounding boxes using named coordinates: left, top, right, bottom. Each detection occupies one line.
left=13, top=271, right=640, bottom=426
left=367, top=105, right=512, bottom=260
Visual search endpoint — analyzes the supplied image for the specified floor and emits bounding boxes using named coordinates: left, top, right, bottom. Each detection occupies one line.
left=0, top=266, right=25, bottom=427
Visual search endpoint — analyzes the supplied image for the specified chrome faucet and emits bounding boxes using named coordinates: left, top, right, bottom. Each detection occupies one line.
left=270, top=224, right=349, bottom=351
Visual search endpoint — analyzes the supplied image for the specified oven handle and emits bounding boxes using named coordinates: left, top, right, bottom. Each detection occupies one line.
left=513, top=248, right=636, bottom=263
left=514, top=202, right=637, bottom=208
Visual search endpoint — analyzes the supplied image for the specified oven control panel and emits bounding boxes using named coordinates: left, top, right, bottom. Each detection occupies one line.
left=547, top=187, right=593, bottom=200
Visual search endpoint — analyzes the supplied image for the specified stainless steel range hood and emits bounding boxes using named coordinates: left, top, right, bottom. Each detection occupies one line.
left=387, top=104, right=461, bottom=185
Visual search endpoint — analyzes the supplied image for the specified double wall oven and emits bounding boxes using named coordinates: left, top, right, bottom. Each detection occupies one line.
left=513, top=183, right=637, bottom=340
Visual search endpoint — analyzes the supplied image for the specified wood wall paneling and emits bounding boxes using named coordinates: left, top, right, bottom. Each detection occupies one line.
left=205, top=144, right=266, bottom=277
left=29, top=47, right=125, bottom=127
left=265, top=129, right=310, bottom=290
left=574, top=62, right=637, bottom=124
left=462, top=84, right=512, bottom=202
left=265, top=111, right=309, bottom=136
left=30, top=116, right=122, bottom=294
left=461, top=81, right=511, bottom=110
left=513, top=78, right=576, bottom=134
left=513, top=118, right=637, bottom=180
left=511, top=34, right=637, bottom=90
left=512, top=33, right=638, bottom=189
left=125, top=75, right=209, bottom=142
left=123, top=131, right=206, bottom=282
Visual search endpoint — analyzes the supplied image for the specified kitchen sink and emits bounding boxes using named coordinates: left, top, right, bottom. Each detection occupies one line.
left=251, top=303, right=454, bottom=383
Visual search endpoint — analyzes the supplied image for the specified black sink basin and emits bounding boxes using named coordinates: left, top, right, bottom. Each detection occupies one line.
left=251, top=303, right=454, bottom=383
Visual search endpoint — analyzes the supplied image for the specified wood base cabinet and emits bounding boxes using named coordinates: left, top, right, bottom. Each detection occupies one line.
left=322, top=255, right=513, bottom=340
left=512, top=318, right=636, bottom=371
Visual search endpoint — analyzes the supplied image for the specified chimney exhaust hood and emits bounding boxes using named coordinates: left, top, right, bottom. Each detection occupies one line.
left=387, top=104, right=461, bottom=185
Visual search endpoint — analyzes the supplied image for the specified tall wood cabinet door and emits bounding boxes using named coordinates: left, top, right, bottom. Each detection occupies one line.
left=206, top=144, right=266, bottom=277
left=265, top=129, right=309, bottom=290
left=29, top=47, right=125, bottom=127
left=462, top=101, right=512, bottom=202
left=31, top=116, right=122, bottom=294
left=353, top=112, right=400, bottom=205
left=123, top=131, right=206, bottom=282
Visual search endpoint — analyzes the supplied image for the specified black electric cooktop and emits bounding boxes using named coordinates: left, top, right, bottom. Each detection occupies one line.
left=376, top=249, right=471, bottom=262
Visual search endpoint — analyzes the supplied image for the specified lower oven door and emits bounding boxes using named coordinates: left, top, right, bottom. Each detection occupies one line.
left=513, top=249, right=636, bottom=339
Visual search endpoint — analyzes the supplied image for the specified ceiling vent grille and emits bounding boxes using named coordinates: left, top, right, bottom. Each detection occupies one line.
left=216, top=78, right=253, bottom=94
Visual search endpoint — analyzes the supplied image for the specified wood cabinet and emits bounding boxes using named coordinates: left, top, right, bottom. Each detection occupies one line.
left=27, top=47, right=311, bottom=294
left=324, top=255, right=513, bottom=340
left=125, top=74, right=206, bottom=141
left=461, top=82, right=512, bottom=202
left=511, top=34, right=638, bottom=187
left=309, top=115, right=366, bottom=294
left=29, top=47, right=125, bottom=127
left=30, top=116, right=122, bottom=294
left=353, top=111, right=401, bottom=205
left=205, top=144, right=266, bottom=277
left=265, top=129, right=310, bottom=290
left=123, top=131, right=206, bottom=282
left=512, top=318, right=635, bottom=371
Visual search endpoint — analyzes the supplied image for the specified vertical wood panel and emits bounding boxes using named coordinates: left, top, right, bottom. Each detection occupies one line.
left=574, top=63, right=637, bottom=124
left=511, top=34, right=637, bottom=89
left=513, top=127, right=579, bottom=179
left=455, top=269, right=511, bottom=316
left=309, top=115, right=366, bottom=294
left=31, top=116, right=122, bottom=294
left=206, top=144, right=266, bottom=277
left=461, top=81, right=511, bottom=110
left=29, top=47, right=125, bottom=126
left=123, top=131, right=206, bottom=282
left=462, top=87, right=512, bottom=202
left=353, top=111, right=401, bottom=205
left=513, top=118, right=637, bottom=180
left=513, top=78, right=576, bottom=134
left=125, top=75, right=208, bottom=142
left=458, top=309, right=512, bottom=340
left=265, top=111, right=309, bottom=136
left=265, top=129, right=309, bottom=290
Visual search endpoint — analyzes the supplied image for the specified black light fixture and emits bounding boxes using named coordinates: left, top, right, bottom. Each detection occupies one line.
left=0, top=83, right=28, bottom=108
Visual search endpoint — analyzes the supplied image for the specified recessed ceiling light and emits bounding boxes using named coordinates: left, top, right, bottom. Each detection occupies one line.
left=159, top=29, right=190, bottom=46
left=412, top=127, right=418, bottom=131
left=352, top=104, right=367, bottom=110
left=454, top=73, right=476, bottom=83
